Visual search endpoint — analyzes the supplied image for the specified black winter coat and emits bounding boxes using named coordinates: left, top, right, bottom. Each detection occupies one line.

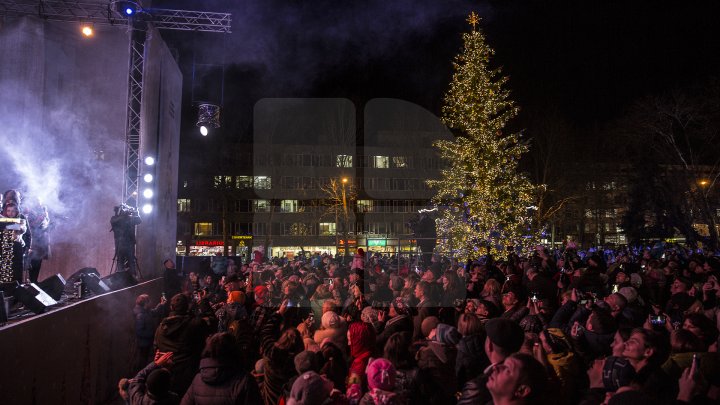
left=180, top=358, right=261, bottom=405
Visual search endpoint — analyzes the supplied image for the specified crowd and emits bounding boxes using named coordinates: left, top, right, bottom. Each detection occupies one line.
left=118, top=244, right=720, bottom=404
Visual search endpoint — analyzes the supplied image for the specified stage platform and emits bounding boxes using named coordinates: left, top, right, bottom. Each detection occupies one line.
left=0, top=278, right=162, bottom=404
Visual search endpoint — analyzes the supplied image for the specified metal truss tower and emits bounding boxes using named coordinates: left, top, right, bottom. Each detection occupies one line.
left=0, top=0, right=231, bottom=207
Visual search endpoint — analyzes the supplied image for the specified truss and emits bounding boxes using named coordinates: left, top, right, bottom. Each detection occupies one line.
left=0, top=0, right=231, bottom=206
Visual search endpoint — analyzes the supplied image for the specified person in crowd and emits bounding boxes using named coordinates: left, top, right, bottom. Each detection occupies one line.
left=286, top=371, right=335, bottom=405
left=346, top=321, right=376, bottom=402
left=154, top=293, right=211, bottom=396
left=258, top=302, right=304, bottom=405
left=412, top=281, right=436, bottom=341
left=359, top=358, right=397, bottom=405
left=210, top=252, right=227, bottom=277
left=375, top=297, right=412, bottom=350
left=314, top=310, right=348, bottom=352
left=128, top=351, right=179, bottom=405
left=416, top=318, right=460, bottom=402
left=162, top=259, right=183, bottom=301
left=457, top=317, right=525, bottom=404
left=621, top=328, right=677, bottom=403
left=455, top=313, right=489, bottom=389
left=133, top=293, right=165, bottom=374
left=181, top=332, right=261, bottom=405
left=319, top=340, right=348, bottom=393
left=486, top=353, right=550, bottom=405
left=500, top=286, right=529, bottom=323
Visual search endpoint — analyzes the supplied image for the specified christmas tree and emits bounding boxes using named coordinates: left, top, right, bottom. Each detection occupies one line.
left=428, top=12, right=540, bottom=260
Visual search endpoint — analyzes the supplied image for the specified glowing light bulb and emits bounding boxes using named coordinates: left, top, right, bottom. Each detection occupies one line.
left=200, top=125, right=209, bottom=136
left=144, top=156, right=155, bottom=166
left=143, top=173, right=153, bottom=183
left=81, top=25, right=93, bottom=37
left=142, top=204, right=153, bottom=214
left=143, top=188, right=153, bottom=198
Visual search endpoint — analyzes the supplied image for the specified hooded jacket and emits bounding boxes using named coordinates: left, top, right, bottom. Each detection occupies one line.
left=180, top=358, right=261, bottom=405
left=128, top=363, right=181, bottom=405
left=154, top=313, right=209, bottom=395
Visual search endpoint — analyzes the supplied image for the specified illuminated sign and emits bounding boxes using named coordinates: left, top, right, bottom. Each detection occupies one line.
left=338, top=240, right=357, bottom=245
left=368, top=239, right=386, bottom=247
left=232, top=235, right=253, bottom=240
left=195, top=240, right=224, bottom=246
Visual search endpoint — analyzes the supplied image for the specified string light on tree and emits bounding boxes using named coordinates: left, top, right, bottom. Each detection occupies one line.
left=427, top=12, right=542, bottom=260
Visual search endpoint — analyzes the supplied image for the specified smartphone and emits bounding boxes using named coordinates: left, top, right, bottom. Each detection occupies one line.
left=287, top=300, right=297, bottom=308
left=323, top=278, right=333, bottom=286
left=650, top=315, right=665, bottom=326
left=612, top=284, right=619, bottom=293
left=531, top=293, right=538, bottom=303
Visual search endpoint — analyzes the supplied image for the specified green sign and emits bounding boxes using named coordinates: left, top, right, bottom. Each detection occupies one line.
left=368, top=239, right=386, bottom=247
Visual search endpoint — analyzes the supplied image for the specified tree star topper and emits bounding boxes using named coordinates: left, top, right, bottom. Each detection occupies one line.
left=467, top=12, right=480, bottom=30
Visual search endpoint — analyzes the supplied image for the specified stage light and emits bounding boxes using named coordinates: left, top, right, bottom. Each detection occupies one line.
left=196, top=103, right=221, bottom=136
left=143, top=173, right=153, bottom=183
left=114, top=1, right=139, bottom=17
left=142, top=188, right=153, bottom=198
left=81, top=24, right=93, bottom=37
left=144, top=156, right=155, bottom=166
left=142, top=204, right=153, bottom=214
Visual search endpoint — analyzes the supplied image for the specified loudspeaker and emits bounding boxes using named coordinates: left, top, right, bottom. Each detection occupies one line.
left=82, top=273, right=110, bottom=295
left=66, top=267, right=100, bottom=284
left=38, top=274, right=67, bottom=301
left=1, top=281, right=19, bottom=296
left=14, top=283, right=57, bottom=314
left=101, top=271, right=137, bottom=291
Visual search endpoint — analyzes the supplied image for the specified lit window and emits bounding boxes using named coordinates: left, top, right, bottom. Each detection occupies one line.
left=336, top=155, right=353, bottom=167
left=254, top=176, right=272, bottom=189
left=357, top=200, right=373, bottom=213
left=319, top=222, right=336, bottom=236
left=194, top=222, right=213, bottom=236
left=281, top=200, right=298, bottom=213
left=372, top=156, right=389, bottom=168
left=392, top=156, right=407, bottom=168
left=253, top=200, right=271, bottom=212
left=236, top=176, right=253, bottom=189
left=177, top=199, right=191, bottom=213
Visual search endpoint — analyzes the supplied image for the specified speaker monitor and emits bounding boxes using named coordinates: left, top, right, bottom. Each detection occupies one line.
left=14, top=283, right=57, bottom=314
left=66, top=267, right=100, bottom=285
left=38, top=274, right=67, bottom=301
left=101, top=271, right=137, bottom=291
left=82, top=273, right=111, bottom=295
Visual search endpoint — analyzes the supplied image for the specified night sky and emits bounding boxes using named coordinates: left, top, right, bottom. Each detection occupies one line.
left=153, top=0, right=720, bottom=146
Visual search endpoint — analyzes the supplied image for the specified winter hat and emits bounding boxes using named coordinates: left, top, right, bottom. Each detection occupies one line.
left=146, top=367, right=171, bottom=398
left=602, top=356, right=636, bottom=392
left=287, top=371, right=333, bottom=405
left=294, top=350, right=320, bottom=374
left=391, top=297, right=409, bottom=316
left=485, top=318, right=524, bottom=353
left=366, top=358, right=397, bottom=391
left=618, top=287, right=638, bottom=304
left=228, top=291, right=246, bottom=305
left=421, top=316, right=440, bottom=338
left=254, top=285, right=268, bottom=305
left=435, top=323, right=461, bottom=345
left=321, top=311, right=341, bottom=329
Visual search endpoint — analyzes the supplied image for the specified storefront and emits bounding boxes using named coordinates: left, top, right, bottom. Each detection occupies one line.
left=178, top=235, right=254, bottom=257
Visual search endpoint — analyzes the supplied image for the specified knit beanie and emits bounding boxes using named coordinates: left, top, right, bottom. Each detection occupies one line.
left=146, top=367, right=171, bottom=398
left=366, top=358, right=396, bottom=391
left=287, top=371, right=333, bottom=405
left=294, top=351, right=320, bottom=374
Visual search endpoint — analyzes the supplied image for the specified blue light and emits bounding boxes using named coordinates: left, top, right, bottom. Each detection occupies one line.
left=125, top=7, right=134, bottom=15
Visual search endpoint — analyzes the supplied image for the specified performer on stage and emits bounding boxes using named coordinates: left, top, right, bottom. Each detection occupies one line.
left=1, top=202, right=28, bottom=283
left=110, top=204, right=142, bottom=276
left=24, top=197, right=50, bottom=283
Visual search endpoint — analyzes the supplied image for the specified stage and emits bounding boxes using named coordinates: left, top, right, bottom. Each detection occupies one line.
left=0, top=278, right=162, bottom=404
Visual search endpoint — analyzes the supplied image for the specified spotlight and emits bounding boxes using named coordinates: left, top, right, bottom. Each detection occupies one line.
left=144, top=156, right=155, bottom=166
left=196, top=103, right=221, bottom=136
left=141, top=204, right=153, bottom=214
left=81, top=24, right=93, bottom=37
left=143, top=188, right=153, bottom=198
left=143, top=174, right=153, bottom=183
left=114, top=1, right=139, bottom=17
